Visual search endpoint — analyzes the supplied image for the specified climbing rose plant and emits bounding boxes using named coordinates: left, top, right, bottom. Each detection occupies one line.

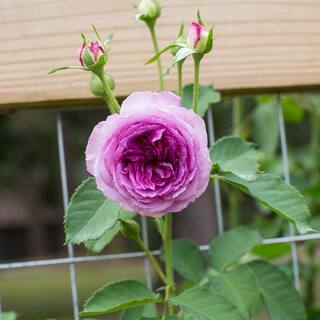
left=49, top=1, right=315, bottom=319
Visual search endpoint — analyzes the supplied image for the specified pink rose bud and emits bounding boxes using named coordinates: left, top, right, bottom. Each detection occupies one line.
left=187, top=22, right=210, bottom=54
left=78, top=41, right=104, bottom=68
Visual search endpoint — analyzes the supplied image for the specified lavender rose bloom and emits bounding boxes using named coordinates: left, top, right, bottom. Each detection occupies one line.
left=85, top=91, right=211, bottom=216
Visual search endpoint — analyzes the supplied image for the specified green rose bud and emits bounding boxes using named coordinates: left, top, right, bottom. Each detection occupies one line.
left=119, top=219, right=141, bottom=240
left=90, top=73, right=115, bottom=97
left=136, top=0, right=161, bottom=22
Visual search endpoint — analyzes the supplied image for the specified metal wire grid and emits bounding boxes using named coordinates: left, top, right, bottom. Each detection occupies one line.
left=0, top=95, right=319, bottom=318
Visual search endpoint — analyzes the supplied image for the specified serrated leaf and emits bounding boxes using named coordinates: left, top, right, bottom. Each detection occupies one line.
left=207, top=265, right=259, bottom=319
left=211, top=136, right=258, bottom=180
left=81, top=280, right=160, bottom=316
left=65, top=177, right=120, bottom=244
left=248, top=260, right=307, bottom=320
left=182, top=84, right=221, bottom=117
left=169, top=287, right=245, bottom=320
left=84, top=225, right=119, bottom=253
left=84, top=210, right=136, bottom=253
left=209, top=226, right=262, bottom=271
left=253, top=99, right=279, bottom=155
left=221, top=173, right=314, bottom=234
left=1, top=312, right=18, bottom=320
left=121, top=303, right=158, bottom=320
left=161, top=239, right=207, bottom=283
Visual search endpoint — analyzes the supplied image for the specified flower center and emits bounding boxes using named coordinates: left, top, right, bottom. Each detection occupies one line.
left=120, top=127, right=179, bottom=191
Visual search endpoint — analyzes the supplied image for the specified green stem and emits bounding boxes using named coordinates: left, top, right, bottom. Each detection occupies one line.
left=229, top=189, right=240, bottom=228
left=96, top=72, right=120, bottom=114
left=228, top=97, right=242, bottom=228
left=233, top=97, right=242, bottom=136
left=177, top=61, right=183, bottom=97
left=147, top=22, right=164, bottom=91
left=210, top=174, right=223, bottom=180
left=305, top=242, right=317, bottom=310
left=192, top=55, right=201, bottom=114
left=136, top=236, right=169, bottom=286
left=163, top=214, right=174, bottom=315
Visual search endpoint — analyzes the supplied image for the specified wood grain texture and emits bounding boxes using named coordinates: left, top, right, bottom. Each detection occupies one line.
left=1, top=0, right=320, bottom=109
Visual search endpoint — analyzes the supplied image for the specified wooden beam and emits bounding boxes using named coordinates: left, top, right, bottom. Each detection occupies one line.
left=1, top=0, right=320, bottom=109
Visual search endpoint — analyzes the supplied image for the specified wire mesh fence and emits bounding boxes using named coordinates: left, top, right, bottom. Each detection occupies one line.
left=0, top=94, right=319, bottom=319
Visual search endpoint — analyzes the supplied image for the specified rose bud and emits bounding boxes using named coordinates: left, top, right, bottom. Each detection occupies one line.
left=90, top=73, right=115, bottom=97
left=119, top=219, right=141, bottom=241
left=78, top=41, right=105, bottom=70
left=85, top=91, right=211, bottom=216
left=187, top=21, right=213, bottom=54
left=136, top=0, right=161, bottom=22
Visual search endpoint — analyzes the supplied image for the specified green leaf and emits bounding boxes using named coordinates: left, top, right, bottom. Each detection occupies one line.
left=281, top=96, right=304, bottom=123
left=207, top=265, right=259, bottom=318
left=253, top=99, right=279, bottom=155
left=165, top=47, right=196, bottom=75
left=161, top=239, right=207, bottom=283
left=65, top=177, right=121, bottom=244
left=169, top=287, right=245, bottom=320
left=248, top=260, right=307, bottom=320
left=81, top=280, right=160, bottom=316
left=48, top=66, right=86, bottom=74
left=145, top=44, right=179, bottom=65
left=1, top=312, right=18, bottom=320
left=210, top=136, right=258, bottom=180
left=84, top=210, right=136, bottom=253
left=84, top=225, right=119, bottom=253
left=221, top=173, right=314, bottom=234
left=209, top=226, right=262, bottom=271
left=182, top=84, right=221, bottom=117
left=252, top=243, right=291, bottom=260
left=121, top=303, right=158, bottom=320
